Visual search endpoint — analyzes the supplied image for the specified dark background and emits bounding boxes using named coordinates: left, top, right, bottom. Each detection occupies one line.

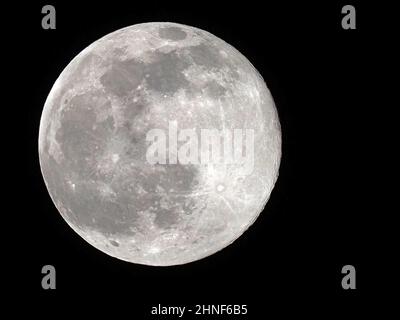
left=6, top=0, right=392, bottom=317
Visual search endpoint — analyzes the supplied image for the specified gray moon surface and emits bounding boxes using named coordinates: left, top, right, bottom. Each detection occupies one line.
left=39, top=22, right=281, bottom=266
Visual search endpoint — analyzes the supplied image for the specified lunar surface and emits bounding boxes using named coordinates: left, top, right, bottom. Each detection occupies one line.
left=38, top=22, right=281, bottom=266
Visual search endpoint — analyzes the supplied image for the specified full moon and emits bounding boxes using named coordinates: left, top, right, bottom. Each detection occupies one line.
left=39, top=22, right=281, bottom=266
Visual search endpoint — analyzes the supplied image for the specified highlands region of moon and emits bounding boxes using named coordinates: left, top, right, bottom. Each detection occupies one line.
left=39, top=22, right=281, bottom=266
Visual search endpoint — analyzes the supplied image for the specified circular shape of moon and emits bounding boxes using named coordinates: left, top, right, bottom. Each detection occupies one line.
left=39, top=22, right=281, bottom=266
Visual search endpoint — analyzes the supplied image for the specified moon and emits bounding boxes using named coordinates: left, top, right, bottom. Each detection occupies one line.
left=39, top=22, right=281, bottom=266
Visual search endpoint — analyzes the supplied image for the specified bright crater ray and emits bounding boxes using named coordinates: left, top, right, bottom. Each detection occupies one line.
left=38, top=22, right=281, bottom=266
